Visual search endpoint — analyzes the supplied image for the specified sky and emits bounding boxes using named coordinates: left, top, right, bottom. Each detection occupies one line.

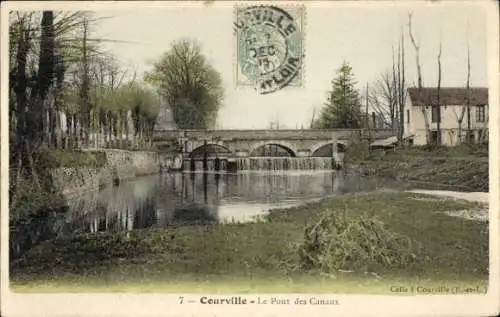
left=91, top=1, right=490, bottom=129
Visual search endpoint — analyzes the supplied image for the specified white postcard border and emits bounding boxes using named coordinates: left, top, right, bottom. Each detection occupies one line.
left=1, top=1, right=499, bottom=317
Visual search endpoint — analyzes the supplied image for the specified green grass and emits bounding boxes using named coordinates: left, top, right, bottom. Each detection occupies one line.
left=10, top=192, right=489, bottom=293
left=11, top=273, right=488, bottom=294
left=38, top=148, right=107, bottom=168
left=347, top=146, right=489, bottom=192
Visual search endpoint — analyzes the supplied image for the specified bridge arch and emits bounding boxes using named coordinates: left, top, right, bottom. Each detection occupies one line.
left=249, top=141, right=298, bottom=157
left=310, top=141, right=347, bottom=157
left=189, top=143, right=233, bottom=158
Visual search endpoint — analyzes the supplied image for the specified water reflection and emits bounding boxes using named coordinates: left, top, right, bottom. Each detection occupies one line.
left=60, top=170, right=400, bottom=236
left=10, top=170, right=405, bottom=259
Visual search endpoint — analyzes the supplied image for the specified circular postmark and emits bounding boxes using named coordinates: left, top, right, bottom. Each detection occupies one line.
left=234, top=5, right=303, bottom=94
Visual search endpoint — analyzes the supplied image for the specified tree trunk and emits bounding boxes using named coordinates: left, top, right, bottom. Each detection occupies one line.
left=409, top=12, right=431, bottom=146
left=125, top=112, right=130, bottom=149
left=436, top=40, right=442, bottom=146
left=398, top=30, right=406, bottom=143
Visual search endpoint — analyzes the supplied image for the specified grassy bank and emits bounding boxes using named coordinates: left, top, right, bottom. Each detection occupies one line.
left=38, top=148, right=107, bottom=168
left=346, top=145, right=489, bottom=192
left=10, top=149, right=107, bottom=223
left=10, top=191, right=489, bottom=293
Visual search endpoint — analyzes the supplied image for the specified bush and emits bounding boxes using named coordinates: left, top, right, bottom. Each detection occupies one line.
left=344, top=140, right=371, bottom=163
left=296, top=210, right=425, bottom=273
left=37, top=148, right=107, bottom=168
left=9, top=171, right=68, bottom=224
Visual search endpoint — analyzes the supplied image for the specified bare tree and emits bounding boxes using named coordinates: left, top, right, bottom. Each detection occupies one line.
left=436, top=38, right=442, bottom=145
left=369, top=70, right=397, bottom=129
left=452, top=36, right=472, bottom=146
left=369, top=38, right=406, bottom=137
left=365, top=83, right=369, bottom=128
left=79, top=17, right=90, bottom=147
left=397, top=30, right=406, bottom=143
left=465, top=32, right=473, bottom=144
left=408, top=11, right=431, bottom=145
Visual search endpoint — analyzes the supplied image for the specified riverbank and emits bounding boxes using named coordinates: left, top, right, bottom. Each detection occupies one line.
left=9, top=148, right=182, bottom=260
left=50, top=148, right=182, bottom=198
left=10, top=149, right=182, bottom=222
left=10, top=191, right=489, bottom=293
left=347, top=145, right=489, bottom=192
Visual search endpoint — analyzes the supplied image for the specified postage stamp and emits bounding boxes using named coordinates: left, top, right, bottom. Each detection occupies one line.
left=234, top=5, right=305, bottom=94
left=1, top=1, right=499, bottom=317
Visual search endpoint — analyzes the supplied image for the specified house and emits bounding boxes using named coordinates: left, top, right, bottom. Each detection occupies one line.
left=404, top=87, right=489, bottom=146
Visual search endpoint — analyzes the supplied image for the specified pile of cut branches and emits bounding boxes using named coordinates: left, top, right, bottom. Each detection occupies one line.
left=296, top=210, right=425, bottom=274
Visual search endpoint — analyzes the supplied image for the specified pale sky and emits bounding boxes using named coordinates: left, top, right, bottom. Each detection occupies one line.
left=91, top=1, right=490, bottom=129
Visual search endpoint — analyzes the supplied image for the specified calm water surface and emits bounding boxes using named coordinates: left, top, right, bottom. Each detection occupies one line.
left=63, top=171, right=404, bottom=233
left=10, top=170, right=408, bottom=258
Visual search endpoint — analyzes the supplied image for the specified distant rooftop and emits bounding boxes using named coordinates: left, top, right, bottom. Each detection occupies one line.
left=407, top=87, right=488, bottom=106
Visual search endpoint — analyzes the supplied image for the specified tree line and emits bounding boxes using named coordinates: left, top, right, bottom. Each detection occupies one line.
left=8, top=10, right=224, bottom=219
left=311, top=12, right=481, bottom=147
left=9, top=12, right=162, bottom=160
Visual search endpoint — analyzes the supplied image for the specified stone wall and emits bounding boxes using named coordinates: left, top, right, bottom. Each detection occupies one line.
left=51, top=149, right=182, bottom=198
left=153, top=129, right=395, bottom=142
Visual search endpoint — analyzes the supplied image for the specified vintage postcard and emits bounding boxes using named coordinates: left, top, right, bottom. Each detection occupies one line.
left=1, top=1, right=499, bottom=317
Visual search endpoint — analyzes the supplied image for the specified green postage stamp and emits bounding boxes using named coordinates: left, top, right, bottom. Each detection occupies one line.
left=234, top=5, right=305, bottom=94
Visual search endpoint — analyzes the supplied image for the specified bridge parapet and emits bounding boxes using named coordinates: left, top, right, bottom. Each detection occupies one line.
left=153, top=129, right=394, bottom=142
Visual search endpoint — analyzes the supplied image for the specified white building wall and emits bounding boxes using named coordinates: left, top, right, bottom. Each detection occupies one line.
left=404, top=94, right=489, bottom=146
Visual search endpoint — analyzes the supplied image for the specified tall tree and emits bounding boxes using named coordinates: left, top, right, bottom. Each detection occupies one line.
left=145, top=39, right=224, bottom=129
left=453, top=30, right=471, bottom=145
left=408, top=11, right=431, bottom=145
left=369, top=70, right=398, bottom=130
left=316, top=61, right=363, bottom=129
left=435, top=38, right=443, bottom=145
left=397, top=30, right=406, bottom=143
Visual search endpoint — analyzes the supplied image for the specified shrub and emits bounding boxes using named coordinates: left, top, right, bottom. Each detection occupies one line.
left=37, top=148, right=107, bottom=168
left=344, top=140, right=371, bottom=163
left=296, top=210, right=425, bottom=274
left=9, top=171, right=68, bottom=224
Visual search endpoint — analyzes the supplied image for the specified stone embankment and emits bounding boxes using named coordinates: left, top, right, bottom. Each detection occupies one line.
left=51, top=149, right=182, bottom=198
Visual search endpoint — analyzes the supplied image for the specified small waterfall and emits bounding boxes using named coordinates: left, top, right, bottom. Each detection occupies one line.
left=183, top=158, right=228, bottom=172
left=184, top=155, right=343, bottom=172
left=236, top=157, right=337, bottom=171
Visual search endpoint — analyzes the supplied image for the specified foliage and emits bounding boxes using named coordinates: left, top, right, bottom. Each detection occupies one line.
left=314, top=61, right=363, bottom=129
left=9, top=168, right=67, bottom=224
left=37, top=148, right=107, bottom=168
left=145, top=39, right=224, bottom=129
left=344, top=139, right=371, bottom=162
left=8, top=11, right=163, bottom=226
left=127, top=83, right=161, bottom=138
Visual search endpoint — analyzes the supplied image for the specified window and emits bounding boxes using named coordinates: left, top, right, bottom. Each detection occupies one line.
left=476, top=105, right=486, bottom=122
left=430, top=130, right=441, bottom=145
left=431, top=105, right=440, bottom=123
left=406, top=110, right=410, bottom=123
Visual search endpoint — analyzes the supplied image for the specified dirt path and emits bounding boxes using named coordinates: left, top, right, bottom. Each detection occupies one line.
left=407, top=189, right=489, bottom=222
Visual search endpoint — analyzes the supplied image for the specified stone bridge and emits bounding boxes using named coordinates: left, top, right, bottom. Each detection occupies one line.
left=153, top=129, right=394, bottom=158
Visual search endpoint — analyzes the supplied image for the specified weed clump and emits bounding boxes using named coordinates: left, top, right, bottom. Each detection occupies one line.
left=297, top=210, right=425, bottom=274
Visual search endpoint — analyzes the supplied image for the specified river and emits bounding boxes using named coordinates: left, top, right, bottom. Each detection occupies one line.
left=10, top=170, right=407, bottom=259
